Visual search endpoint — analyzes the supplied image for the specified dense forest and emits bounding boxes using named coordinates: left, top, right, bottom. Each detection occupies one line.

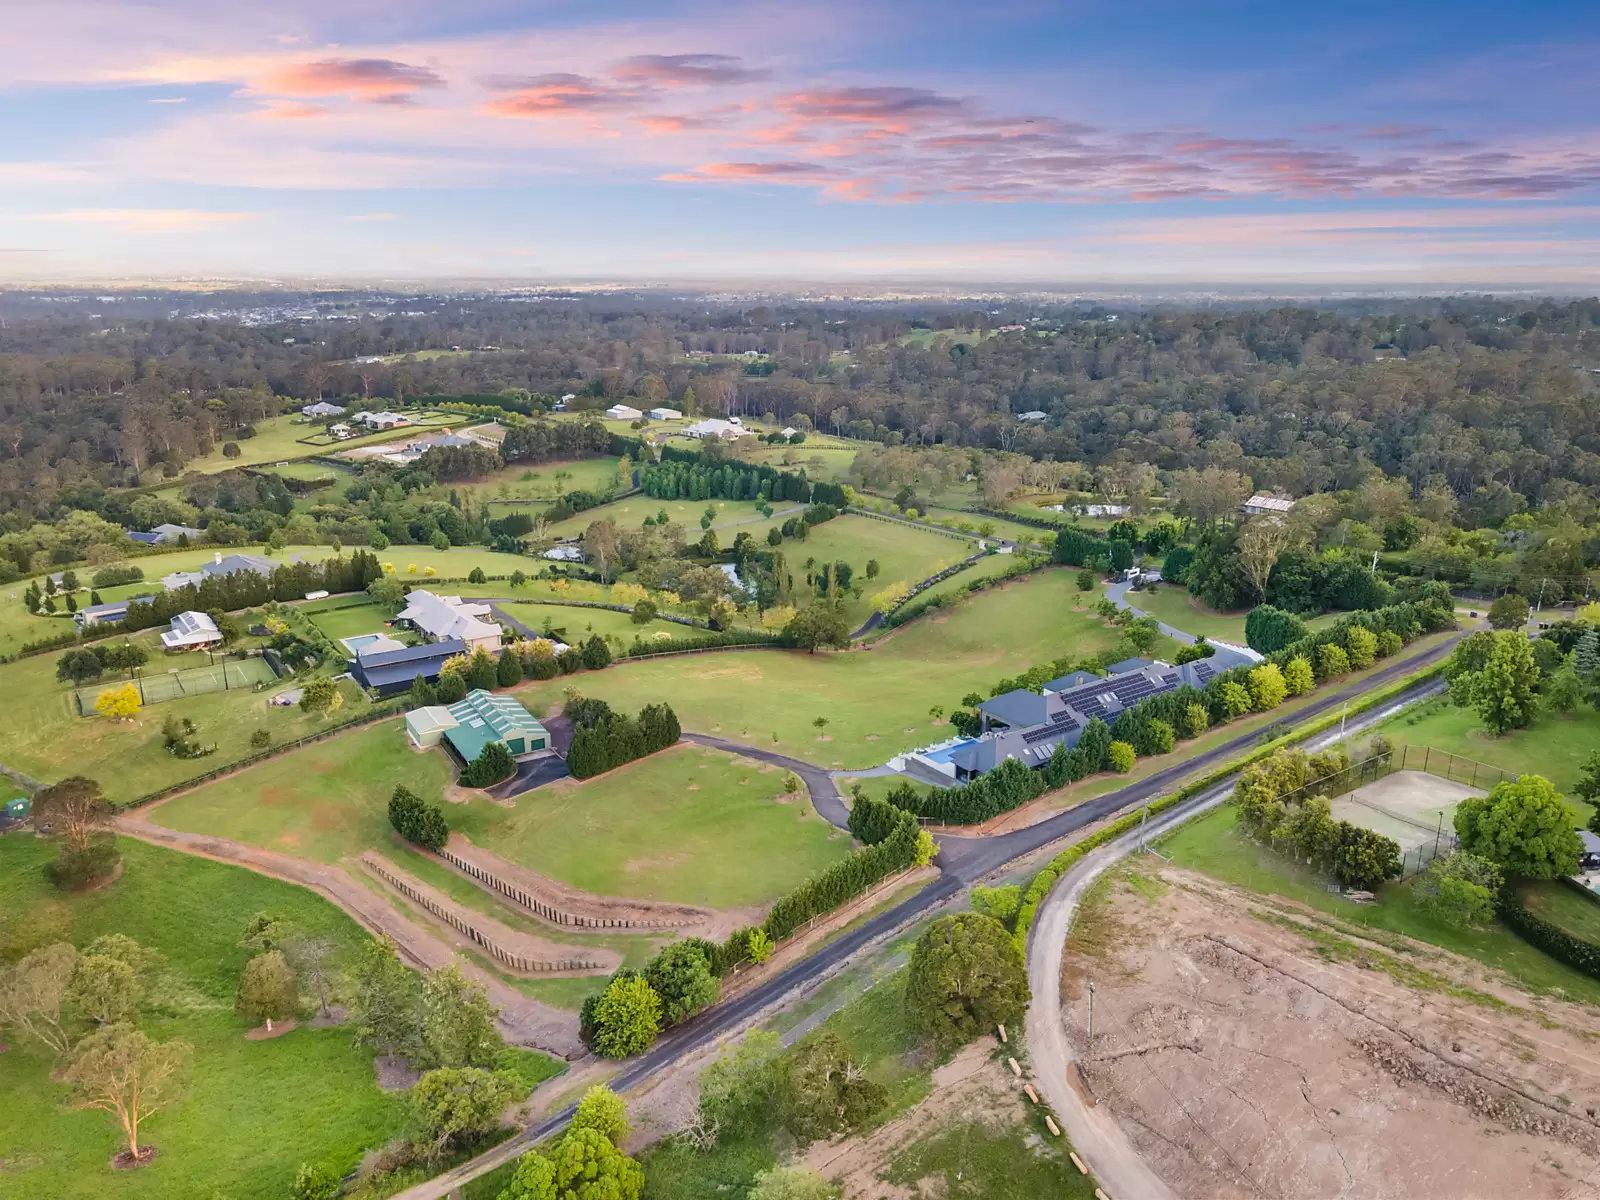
left=1, top=289, right=1597, bottom=595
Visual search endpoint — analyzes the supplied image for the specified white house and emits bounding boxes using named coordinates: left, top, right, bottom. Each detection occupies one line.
left=605, top=404, right=643, bottom=421
left=647, top=407, right=682, bottom=421
left=394, top=590, right=503, bottom=652
left=161, top=610, right=223, bottom=650
left=780, top=426, right=798, bottom=439
left=328, top=423, right=354, bottom=440
left=1017, top=410, right=1048, bottom=421
left=150, top=522, right=201, bottom=544
left=541, top=545, right=585, bottom=562
left=301, top=401, right=346, bottom=418
left=684, top=418, right=751, bottom=440
left=351, top=411, right=410, bottom=430
left=1242, top=494, right=1296, bottom=517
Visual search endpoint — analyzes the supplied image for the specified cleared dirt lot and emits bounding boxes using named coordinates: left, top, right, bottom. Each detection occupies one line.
left=1062, top=864, right=1600, bottom=1200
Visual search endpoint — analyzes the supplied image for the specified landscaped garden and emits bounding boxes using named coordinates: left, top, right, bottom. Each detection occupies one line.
left=0, top=835, right=413, bottom=1200
left=496, top=601, right=697, bottom=647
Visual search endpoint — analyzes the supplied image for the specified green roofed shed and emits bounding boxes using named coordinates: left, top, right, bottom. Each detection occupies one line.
left=443, top=689, right=548, bottom=762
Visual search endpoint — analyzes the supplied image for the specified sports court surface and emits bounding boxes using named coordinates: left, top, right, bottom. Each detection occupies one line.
left=1331, top=770, right=1479, bottom=859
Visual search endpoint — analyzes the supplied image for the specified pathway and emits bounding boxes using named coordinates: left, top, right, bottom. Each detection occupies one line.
left=1104, top=578, right=1195, bottom=645
left=113, top=814, right=586, bottom=1058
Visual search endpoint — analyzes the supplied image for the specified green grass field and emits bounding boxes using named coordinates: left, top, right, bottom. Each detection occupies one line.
left=1377, top=702, right=1599, bottom=820
left=460, top=458, right=626, bottom=507
left=0, top=643, right=367, bottom=802
left=1125, top=584, right=1252, bottom=643
left=149, top=722, right=454, bottom=862
left=1159, top=804, right=1600, bottom=1004
left=497, top=602, right=696, bottom=647
left=303, top=599, right=397, bottom=644
left=542, top=496, right=791, bottom=541
left=1517, top=879, right=1600, bottom=941
left=790, top=515, right=974, bottom=629
left=0, top=835, right=412, bottom=1200
left=516, top=569, right=1125, bottom=769
left=450, top=744, right=851, bottom=909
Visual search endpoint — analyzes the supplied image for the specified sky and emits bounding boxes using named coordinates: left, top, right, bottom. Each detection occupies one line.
left=2, top=0, right=1599, bottom=285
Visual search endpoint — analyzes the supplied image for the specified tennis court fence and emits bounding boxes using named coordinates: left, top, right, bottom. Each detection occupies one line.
left=1274, top=744, right=1517, bottom=811
left=74, top=655, right=281, bottom=715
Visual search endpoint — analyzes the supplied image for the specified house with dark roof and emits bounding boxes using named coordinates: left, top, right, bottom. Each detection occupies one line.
left=162, top=551, right=278, bottom=591
left=942, top=645, right=1255, bottom=783
left=347, top=637, right=467, bottom=695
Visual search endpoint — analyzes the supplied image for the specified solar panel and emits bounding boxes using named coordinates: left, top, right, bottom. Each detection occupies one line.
left=1193, top=662, right=1215, bottom=682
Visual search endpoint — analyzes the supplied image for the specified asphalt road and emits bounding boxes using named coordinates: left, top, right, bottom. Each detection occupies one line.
left=396, top=634, right=1462, bottom=1198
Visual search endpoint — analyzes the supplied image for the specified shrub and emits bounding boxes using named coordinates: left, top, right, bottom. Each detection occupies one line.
left=1488, top=593, right=1530, bottom=630
left=591, top=975, right=662, bottom=1058
left=580, top=634, right=613, bottom=670
left=1182, top=702, right=1209, bottom=738
left=1107, top=741, right=1136, bottom=773
left=1345, top=626, right=1378, bottom=670
left=1454, top=775, right=1582, bottom=878
left=1245, top=605, right=1308, bottom=654
left=389, top=784, right=450, bottom=850
left=1377, top=629, right=1403, bottom=657
left=1282, top=656, right=1314, bottom=696
left=460, top=742, right=516, bottom=789
left=1412, top=853, right=1502, bottom=928
left=781, top=1031, right=887, bottom=1141
left=1248, top=663, right=1288, bottom=711
left=1145, top=718, right=1176, bottom=755
left=1316, top=643, right=1350, bottom=679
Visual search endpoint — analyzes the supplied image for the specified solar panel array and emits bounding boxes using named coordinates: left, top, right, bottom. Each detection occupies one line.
left=1191, top=662, right=1216, bottom=684
left=1022, top=711, right=1081, bottom=745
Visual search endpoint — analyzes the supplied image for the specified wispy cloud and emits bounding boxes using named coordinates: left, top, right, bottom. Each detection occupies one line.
left=28, top=209, right=256, bottom=233
left=481, top=73, right=644, bottom=117
left=611, top=54, right=767, bottom=87
left=264, top=57, right=445, bottom=104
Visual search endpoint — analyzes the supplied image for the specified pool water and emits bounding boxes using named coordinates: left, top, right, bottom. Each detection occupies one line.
left=342, top=633, right=384, bottom=651
left=920, top=739, right=977, bottom=764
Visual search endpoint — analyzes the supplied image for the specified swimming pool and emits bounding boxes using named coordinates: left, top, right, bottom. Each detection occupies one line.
left=919, top=738, right=977, bottom=764
left=341, top=633, right=385, bottom=652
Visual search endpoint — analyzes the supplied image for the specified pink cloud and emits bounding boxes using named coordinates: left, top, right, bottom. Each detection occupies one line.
left=265, top=58, right=445, bottom=105
left=253, top=100, right=329, bottom=120
left=612, top=54, right=766, bottom=87
left=482, top=73, right=642, bottom=117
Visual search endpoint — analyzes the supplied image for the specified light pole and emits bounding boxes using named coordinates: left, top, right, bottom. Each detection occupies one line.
left=1087, top=981, right=1096, bottom=1041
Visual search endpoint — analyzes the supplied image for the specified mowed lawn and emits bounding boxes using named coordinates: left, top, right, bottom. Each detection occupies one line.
left=1517, top=880, right=1600, bottom=942
left=302, top=598, right=398, bottom=643
left=450, top=744, right=851, bottom=909
left=498, top=602, right=696, bottom=646
left=459, top=457, right=625, bottom=505
left=543, top=496, right=790, bottom=541
left=517, top=569, right=1127, bottom=769
left=1125, top=584, right=1252, bottom=643
left=0, top=836, right=411, bottom=1200
left=0, top=642, right=366, bottom=803
left=1159, top=804, right=1600, bottom=1004
left=796, top=516, right=973, bottom=629
left=149, top=722, right=454, bottom=862
left=1377, top=703, right=1598, bottom=823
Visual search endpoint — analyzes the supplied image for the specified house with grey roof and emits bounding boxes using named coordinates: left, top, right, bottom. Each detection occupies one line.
left=162, top=551, right=279, bottom=591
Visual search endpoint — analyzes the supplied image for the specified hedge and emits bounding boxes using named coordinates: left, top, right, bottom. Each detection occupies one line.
left=1499, top=886, right=1600, bottom=980
left=1009, top=661, right=1449, bottom=952
left=762, top=809, right=920, bottom=941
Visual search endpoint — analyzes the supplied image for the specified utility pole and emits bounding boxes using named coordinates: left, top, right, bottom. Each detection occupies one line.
left=1339, top=702, right=1348, bottom=742
left=1370, top=549, right=1379, bottom=575
left=1087, top=981, right=1096, bottom=1041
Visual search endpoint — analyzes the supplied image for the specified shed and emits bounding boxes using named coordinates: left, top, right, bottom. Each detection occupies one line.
left=405, top=706, right=460, bottom=749
left=442, top=689, right=548, bottom=761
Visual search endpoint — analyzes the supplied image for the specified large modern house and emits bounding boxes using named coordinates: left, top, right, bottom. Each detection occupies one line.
left=302, top=401, right=346, bottom=418
left=1242, top=493, right=1297, bottom=517
left=907, top=646, right=1255, bottom=784
left=162, top=551, right=278, bottom=591
left=348, top=638, right=468, bottom=695
left=129, top=522, right=202, bottom=546
left=684, top=417, right=750, bottom=440
left=394, top=590, right=502, bottom=652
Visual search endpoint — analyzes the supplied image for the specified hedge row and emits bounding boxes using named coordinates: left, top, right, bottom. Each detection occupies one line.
left=1008, top=662, right=1448, bottom=952
left=880, top=555, right=1046, bottom=630
left=1499, top=887, right=1600, bottom=980
left=761, top=808, right=920, bottom=941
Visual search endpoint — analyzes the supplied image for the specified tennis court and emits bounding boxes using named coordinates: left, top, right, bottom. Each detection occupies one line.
left=1330, top=770, right=1476, bottom=864
left=78, top=657, right=278, bottom=712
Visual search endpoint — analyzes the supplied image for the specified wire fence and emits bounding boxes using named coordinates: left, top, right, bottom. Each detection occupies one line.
left=74, top=655, right=280, bottom=715
left=1274, top=744, right=1516, bottom=810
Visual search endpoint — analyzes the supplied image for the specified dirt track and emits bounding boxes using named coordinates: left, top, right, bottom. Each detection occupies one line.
left=1065, top=865, right=1600, bottom=1200
left=114, top=814, right=587, bottom=1058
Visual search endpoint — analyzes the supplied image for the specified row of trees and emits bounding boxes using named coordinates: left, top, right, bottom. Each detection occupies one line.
left=640, top=458, right=814, bottom=504
left=565, top=698, right=681, bottom=780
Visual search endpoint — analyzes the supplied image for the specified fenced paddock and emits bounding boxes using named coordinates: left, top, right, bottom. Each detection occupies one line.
left=75, top=656, right=278, bottom=713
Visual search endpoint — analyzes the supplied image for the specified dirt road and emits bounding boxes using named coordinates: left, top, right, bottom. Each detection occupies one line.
left=115, top=814, right=586, bottom=1058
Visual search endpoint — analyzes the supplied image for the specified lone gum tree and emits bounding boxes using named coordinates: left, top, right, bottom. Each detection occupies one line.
left=64, top=1025, right=193, bottom=1166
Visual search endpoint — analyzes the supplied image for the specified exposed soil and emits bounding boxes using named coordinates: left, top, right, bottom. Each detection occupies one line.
left=800, top=1040, right=1030, bottom=1199
left=359, top=852, right=620, bottom=976
left=1064, top=865, right=1600, bottom=1200
left=110, top=1146, right=158, bottom=1170
left=244, top=1019, right=297, bottom=1040
left=374, top=1054, right=423, bottom=1092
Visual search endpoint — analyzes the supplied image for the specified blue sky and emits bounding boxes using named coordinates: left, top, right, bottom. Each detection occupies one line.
left=2, top=0, right=1597, bottom=283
